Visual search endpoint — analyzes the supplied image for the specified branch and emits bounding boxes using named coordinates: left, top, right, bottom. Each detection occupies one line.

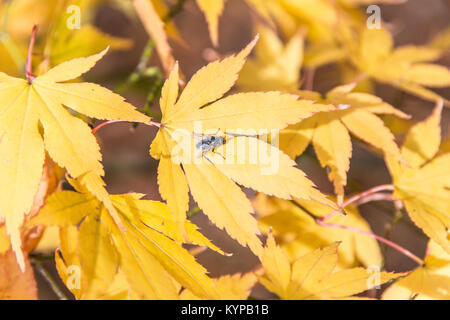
left=321, top=184, right=395, bottom=221
left=303, top=68, right=315, bottom=91
left=31, top=258, right=68, bottom=300
left=316, top=219, right=424, bottom=266
left=115, top=40, right=156, bottom=94
left=290, top=184, right=423, bottom=266
left=91, top=119, right=161, bottom=135
left=26, top=24, right=38, bottom=83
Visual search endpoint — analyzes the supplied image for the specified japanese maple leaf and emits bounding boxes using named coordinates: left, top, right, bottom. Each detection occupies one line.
left=279, top=83, right=408, bottom=201
left=0, top=47, right=149, bottom=270
left=254, top=194, right=382, bottom=268
left=383, top=240, right=450, bottom=300
left=31, top=180, right=220, bottom=300
left=0, top=0, right=131, bottom=75
left=259, top=235, right=403, bottom=299
left=150, top=37, right=337, bottom=257
left=180, top=272, right=258, bottom=300
left=132, top=0, right=175, bottom=74
left=235, top=30, right=408, bottom=201
left=348, top=27, right=450, bottom=106
left=386, top=100, right=450, bottom=253
left=196, top=0, right=226, bottom=46
left=237, top=25, right=304, bottom=92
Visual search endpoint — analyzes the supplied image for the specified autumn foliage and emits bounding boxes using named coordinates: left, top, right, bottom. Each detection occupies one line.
left=0, top=0, right=449, bottom=300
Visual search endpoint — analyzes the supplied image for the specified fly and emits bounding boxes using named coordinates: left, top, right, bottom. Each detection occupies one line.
left=195, top=134, right=225, bottom=158
left=193, top=129, right=257, bottom=159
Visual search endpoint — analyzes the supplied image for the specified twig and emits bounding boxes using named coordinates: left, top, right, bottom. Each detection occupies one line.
left=321, top=184, right=395, bottom=221
left=143, top=76, right=164, bottom=115
left=381, top=202, right=404, bottom=267
left=91, top=119, right=161, bottom=135
left=26, top=24, right=38, bottom=83
left=31, top=259, right=68, bottom=300
left=29, top=252, right=56, bottom=262
left=316, top=219, right=424, bottom=266
left=290, top=187, right=423, bottom=266
left=343, top=184, right=395, bottom=208
left=303, top=68, right=315, bottom=91
left=352, top=192, right=394, bottom=206
left=115, top=40, right=155, bottom=94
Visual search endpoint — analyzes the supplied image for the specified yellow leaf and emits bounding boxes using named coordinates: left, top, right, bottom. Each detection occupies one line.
left=33, top=225, right=60, bottom=253
left=36, top=189, right=219, bottom=299
left=430, top=26, right=450, bottom=51
left=29, top=191, right=98, bottom=227
left=210, top=136, right=335, bottom=207
left=279, top=117, right=316, bottom=159
left=180, top=272, right=257, bottom=300
left=259, top=233, right=291, bottom=296
left=255, top=194, right=382, bottom=268
left=132, top=0, right=175, bottom=74
left=402, top=197, right=450, bottom=254
left=183, top=161, right=263, bottom=257
left=401, top=101, right=442, bottom=168
left=110, top=194, right=224, bottom=255
left=174, top=92, right=330, bottom=132
left=340, top=108, right=404, bottom=161
left=159, top=61, right=180, bottom=117
left=279, top=84, right=404, bottom=198
left=383, top=240, right=450, bottom=300
left=48, top=25, right=132, bottom=67
left=357, top=27, right=393, bottom=72
left=0, top=49, right=149, bottom=269
left=105, top=215, right=180, bottom=299
left=196, top=0, right=226, bottom=46
left=165, top=37, right=258, bottom=122
left=78, top=211, right=120, bottom=299
left=304, top=43, right=346, bottom=69
left=259, top=239, right=402, bottom=299
left=403, top=64, right=450, bottom=87
left=55, top=225, right=82, bottom=299
left=150, top=128, right=191, bottom=239
left=326, top=83, right=410, bottom=119
left=152, top=38, right=336, bottom=259
left=351, top=26, right=450, bottom=106
left=278, top=0, right=337, bottom=43
left=212, top=272, right=257, bottom=300
left=116, top=214, right=219, bottom=299
left=237, top=25, right=304, bottom=91
left=388, top=111, right=450, bottom=252
left=313, top=112, right=352, bottom=197
left=388, top=45, right=442, bottom=64
left=157, top=156, right=190, bottom=239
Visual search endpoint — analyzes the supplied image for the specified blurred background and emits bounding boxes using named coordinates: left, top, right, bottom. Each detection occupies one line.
left=13, top=0, right=448, bottom=299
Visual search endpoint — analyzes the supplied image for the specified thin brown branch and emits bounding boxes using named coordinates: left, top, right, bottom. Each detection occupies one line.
left=91, top=119, right=161, bottom=135
left=303, top=68, right=315, bottom=91
left=322, top=184, right=395, bottom=221
left=26, top=24, right=38, bottom=83
left=316, top=219, right=424, bottom=266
